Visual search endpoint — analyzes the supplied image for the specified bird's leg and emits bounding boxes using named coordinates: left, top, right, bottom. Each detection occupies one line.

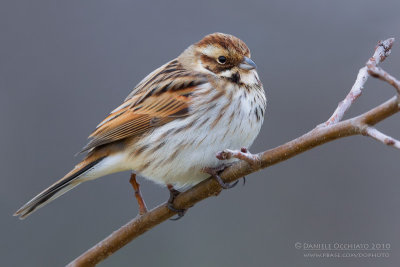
left=202, top=164, right=239, bottom=189
left=129, top=173, right=148, bottom=215
left=166, top=184, right=187, bottom=220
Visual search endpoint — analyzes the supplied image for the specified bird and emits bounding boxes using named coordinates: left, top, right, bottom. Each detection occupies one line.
left=14, top=33, right=267, bottom=220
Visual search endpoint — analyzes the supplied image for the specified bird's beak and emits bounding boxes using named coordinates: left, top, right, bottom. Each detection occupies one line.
left=239, top=57, right=257, bottom=70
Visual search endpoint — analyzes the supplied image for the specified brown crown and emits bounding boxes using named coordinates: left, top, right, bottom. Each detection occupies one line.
left=196, top=33, right=250, bottom=57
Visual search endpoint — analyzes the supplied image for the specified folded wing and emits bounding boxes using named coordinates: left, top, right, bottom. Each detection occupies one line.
left=81, top=59, right=209, bottom=152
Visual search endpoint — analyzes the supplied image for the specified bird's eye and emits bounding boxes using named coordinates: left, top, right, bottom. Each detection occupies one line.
left=217, top=56, right=227, bottom=64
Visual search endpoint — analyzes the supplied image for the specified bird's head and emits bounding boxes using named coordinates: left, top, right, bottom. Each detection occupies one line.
left=179, top=33, right=257, bottom=83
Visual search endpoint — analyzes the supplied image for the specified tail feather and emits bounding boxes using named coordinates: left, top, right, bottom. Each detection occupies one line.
left=14, top=157, right=105, bottom=219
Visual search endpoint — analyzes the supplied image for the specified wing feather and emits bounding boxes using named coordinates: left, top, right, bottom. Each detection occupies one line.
left=81, top=59, right=209, bottom=152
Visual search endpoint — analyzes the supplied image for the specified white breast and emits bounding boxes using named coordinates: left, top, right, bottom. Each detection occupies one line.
left=126, top=75, right=266, bottom=188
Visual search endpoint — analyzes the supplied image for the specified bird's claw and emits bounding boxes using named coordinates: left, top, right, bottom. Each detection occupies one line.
left=214, top=174, right=239, bottom=189
left=202, top=165, right=239, bottom=189
left=167, top=186, right=186, bottom=220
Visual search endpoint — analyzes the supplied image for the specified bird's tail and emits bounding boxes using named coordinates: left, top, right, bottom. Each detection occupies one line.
left=14, top=156, right=106, bottom=219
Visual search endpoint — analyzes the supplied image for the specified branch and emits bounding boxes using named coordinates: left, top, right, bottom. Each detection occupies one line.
left=364, top=127, right=400, bottom=149
left=324, top=38, right=394, bottom=125
left=68, top=38, right=399, bottom=267
left=367, top=66, right=400, bottom=96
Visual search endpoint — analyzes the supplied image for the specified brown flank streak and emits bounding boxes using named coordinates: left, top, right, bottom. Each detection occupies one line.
left=197, top=117, right=210, bottom=128
left=155, top=129, right=174, bottom=142
left=210, top=101, right=230, bottom=129
left=133, top=144, right=150, bottom=157
left=164, top=148, right=180, bottom=164
left=137, top=161, right=151, bottom=172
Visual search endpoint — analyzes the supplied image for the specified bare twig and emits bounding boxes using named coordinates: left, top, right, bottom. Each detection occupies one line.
left=324, top=38, right=395, bottom=125
left=364, top=127, right=400, bottom=149
left=68, top=38, right=399, bottom=267
left=367, top=66, right=400, bottom=96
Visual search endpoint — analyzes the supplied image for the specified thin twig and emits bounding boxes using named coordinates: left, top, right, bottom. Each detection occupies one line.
left=324, top=38, right=394, bottom=125
left=364, top=127, right=400, bottom=149
left=367, top=66, right=400, bottom=96
left=68, top=38, right=399, bottom=267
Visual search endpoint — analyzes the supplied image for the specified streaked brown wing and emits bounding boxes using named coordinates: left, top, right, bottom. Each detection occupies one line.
left=81, top=59, right=208, bottom=152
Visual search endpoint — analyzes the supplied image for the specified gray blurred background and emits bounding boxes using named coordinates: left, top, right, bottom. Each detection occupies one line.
left=1, top=0, right=400, bottom=266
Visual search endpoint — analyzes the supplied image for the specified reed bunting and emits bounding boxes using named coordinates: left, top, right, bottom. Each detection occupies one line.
left=15, top=33, right=266, bottom=219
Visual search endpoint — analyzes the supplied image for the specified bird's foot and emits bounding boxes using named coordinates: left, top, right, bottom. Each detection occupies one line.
left=216, top=147, right=259, bottom=166
left=202, top=164, right=239, bottom=189
left=167, top=184, right=187, bottom=221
